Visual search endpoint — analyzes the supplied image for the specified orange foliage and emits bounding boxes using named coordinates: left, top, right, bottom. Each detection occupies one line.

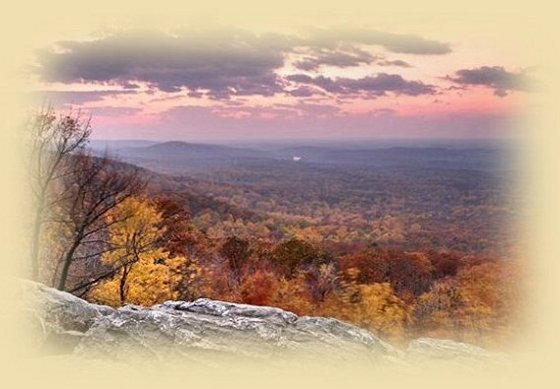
left=317, top=268, right=412, bottom=343
left=236, top=270, right=313, bottom=315
left=414, top=260, right=522, bottom=347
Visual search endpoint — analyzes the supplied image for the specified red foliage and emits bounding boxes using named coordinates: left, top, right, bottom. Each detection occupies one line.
left=239, top=270, right=280, bottom=306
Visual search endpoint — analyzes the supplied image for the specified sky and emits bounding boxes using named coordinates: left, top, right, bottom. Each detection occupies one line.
left=32, top=27, right=534, bottom=141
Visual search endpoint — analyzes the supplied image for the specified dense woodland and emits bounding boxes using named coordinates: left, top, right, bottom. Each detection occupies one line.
left=28, top=110, right=524, bottom=348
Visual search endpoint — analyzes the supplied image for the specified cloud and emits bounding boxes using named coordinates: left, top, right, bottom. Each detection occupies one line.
left=293, top=48, right=375, bottom=71
left=307, top=28, right=452, bottom=55
left=33, top=90, right=137, bottom=106
left=37, top=29, right=295, bottom=99
left=377, top=59, right=411, bottom=67
left=286, top=73, right=436, bottom=96
left=448, top=66, right=533, bottom=96
left=36, top=27, right=450, bottom=100
left=293, top=47, right=412, bottom=71
left=88, top=106, right=143, bottom=117
left=288, top=86, right=323, bottom=97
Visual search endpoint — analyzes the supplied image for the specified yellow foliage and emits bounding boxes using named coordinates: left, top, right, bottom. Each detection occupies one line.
left=270, top=275, right=314, bottom=315
left=88, top=197, right=183, bottom=307
left=414, top=261, right=522, bottom=347
left=89, top=258, right=180, bottom=307
left=318, top=276, right=411, bottom=344
left=100, top=197, right=162, bottom=268
left=286, top=226, right=324, bottom=244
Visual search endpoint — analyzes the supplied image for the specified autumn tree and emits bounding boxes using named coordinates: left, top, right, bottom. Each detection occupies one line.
left=414, top=278, right=464, bottom=338
left=351, top=282, right=411, bottom=343
left=54, top=154, right=145, bottom=291
left=454, top=261, right=521, bottom=345
left=237, top=270, right=280, bottom=306
left=88, top=197, right=182, bottom=306
left=154, top=196, right=198, bottom=258
left=427, top=250, right=462, bottom=279
left=339, top=248, right=434, bottom=297
left=219, top=236, right=251, bottom=283
left=304, top=263, right=339, bottom=303
left=272, top=238, right=327, bottom=277
left=154, top=196, right=204, bottom=300
left=414, top=260, right=521, bottom=346
left=318, top=269, right=411, bottom=343
left=27, top=108, right=91, bottom=281
left=237, top=270, right=313, bottom=315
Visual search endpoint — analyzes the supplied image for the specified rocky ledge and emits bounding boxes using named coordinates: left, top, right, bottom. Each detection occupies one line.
left=20, top=280, right=504, bottom=367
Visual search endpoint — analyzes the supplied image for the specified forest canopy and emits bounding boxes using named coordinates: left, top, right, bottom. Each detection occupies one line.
left=27, top=109, right=525, bottom=348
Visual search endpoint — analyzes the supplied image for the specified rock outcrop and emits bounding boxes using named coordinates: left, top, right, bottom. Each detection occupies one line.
left=20, top=280, right=504, bottom=367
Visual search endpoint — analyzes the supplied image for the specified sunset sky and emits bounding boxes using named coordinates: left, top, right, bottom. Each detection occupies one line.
left=32, top=27, right=534, bottom=141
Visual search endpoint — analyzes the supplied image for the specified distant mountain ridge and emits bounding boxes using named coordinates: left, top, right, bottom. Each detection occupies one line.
left=140, top=141, right=269, bottom=157
left=89, top=139, right=512, bottom=175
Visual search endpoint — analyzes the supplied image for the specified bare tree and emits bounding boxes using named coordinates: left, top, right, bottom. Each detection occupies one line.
left=54, top=154, right=145, bottom=291
left=69, top=196, right=193, bottom=299
left=27, top=107, right=91, bottom=281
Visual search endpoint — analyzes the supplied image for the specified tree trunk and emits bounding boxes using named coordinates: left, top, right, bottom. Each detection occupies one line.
left=57, top=237, right=82, bottom=291
left=119, top=265, right=132, bottom=305
left=29, top=202, right=44, bottom=281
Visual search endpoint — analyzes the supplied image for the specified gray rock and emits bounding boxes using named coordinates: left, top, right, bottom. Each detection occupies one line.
left=19, top=279, right=114, bottom=355
left=21, top=280, right=504, bottom=367
left=404, top=337, right=508, bottom=367
left=159, top=298, right=298, bottom=324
